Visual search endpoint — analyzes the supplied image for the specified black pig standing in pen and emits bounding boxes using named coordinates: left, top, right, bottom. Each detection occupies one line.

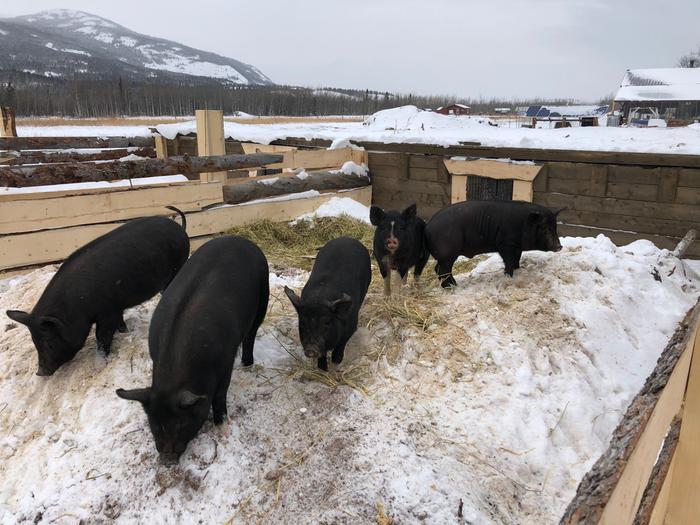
left=285, top=236, right=371, bottom=371
left=425, top=200, right=563, bottom=286
left=6, top=206, right=189, bottom=376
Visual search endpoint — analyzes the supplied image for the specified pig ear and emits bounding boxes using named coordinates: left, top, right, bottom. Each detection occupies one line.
left=37, top=316, right=65, bottom=334
left=284, top=286, right=301, bottom=310
left=328, top=294, right=353, bottom=319
left=369, top=206, right=385, bottom=226
left=527, top=211, right=544, bottom=224
left=116, top=387, right=151, bottom=407
left=6, top=310, right=32, bottom=326
left=401, top=203, right=417, bottom=220
left=178, top=390, right=207, bottom=409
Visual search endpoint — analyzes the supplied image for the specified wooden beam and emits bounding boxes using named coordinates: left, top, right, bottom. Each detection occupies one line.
left=0, top=136, right=154, bottom=150
left=0, top=181, right=223, bottom=234
left=222, top=171, right=370, bottom=205
left=665, top=320, right=700, bottom=524
left=1, top=107, right=17, bottom=137
left=443, top=158, right=542, bottom=181
left=196, top=109, right=227, bottom=183
left=451, top=174, right=467, bottom=204
left=0, top=186, right=372, bottom=271
left=559, top=300, right=700, bottom=525
left=0, top=153, right=283, bottom=187
left=154, top=135, right=169, bottom=159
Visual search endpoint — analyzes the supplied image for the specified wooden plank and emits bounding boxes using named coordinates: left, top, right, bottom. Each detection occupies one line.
left=606, top=182, right=660, bottom=202
left=648, top=455, right=675, bottom=525
left=0, top=182, right=223, bottom=234
left=547, top=162, right=593, bottom=182
left=533, top=192, right=700, bottom=222
left=657, top=168, right=679, bottom=203
left=368, top=164, right=403, bottom=180
left=0, top=186, right=372, bottom=271
left=560, top=302, right=700, bottom=524
left=196, top=109, right=227, bottom=183
left=607, top=166, right=661, bottom=185
left=409, top=155, right=441, bottom=169
left=1, top=107, right=17, bottom=137
left=240, top=143, right=296, bottom=154
left=512, top=180, right=533, bottom=202
left=633, top=417, right=681, bottom=525
left=367, top=152, right=406, bottom=167
left=675, top=186, right=700, bottom=205
left=371, top=174, right=452, bottom=197
left=0, top=180, right=195, bottom=202
left=556, top=224, right=692, bottom=255
left=452, top=174, right=467, bottom=204
left=559, top=209, right=700, bottom=238
left=548, top=178, right=596, bottom=196
left=409, top=167, right=439, bottom=182
left=677, top=168, right=700, bottom=188
left=154, top=135, right=169, bottom=159
left=532, top=164, right=549, bottom=192
left=444, top=158, right=542, bottom=181
left=590, top=165, right=608, bottom=197
left=665, top=322, right=700, bottom=525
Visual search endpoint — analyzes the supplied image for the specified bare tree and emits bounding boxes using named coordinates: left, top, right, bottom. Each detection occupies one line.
left=678, top=47, right=700, bottom=68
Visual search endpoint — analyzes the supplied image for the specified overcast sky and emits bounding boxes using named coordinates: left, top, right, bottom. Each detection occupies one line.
left=2, top=1, right=698, bottom=101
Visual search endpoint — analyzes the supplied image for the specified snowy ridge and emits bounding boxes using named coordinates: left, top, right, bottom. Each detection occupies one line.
left=0, top=10, right=273, bottom=86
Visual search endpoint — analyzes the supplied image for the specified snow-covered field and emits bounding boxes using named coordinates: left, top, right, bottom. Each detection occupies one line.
left=16, top=105, right=700, bottom=155
left=1, top=210, right=698, bottom=523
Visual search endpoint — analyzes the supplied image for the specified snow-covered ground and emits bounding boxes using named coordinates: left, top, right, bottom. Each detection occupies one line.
left=16, top=105, right=700, bottom=155
left=1, top=210, right=698, bottom=523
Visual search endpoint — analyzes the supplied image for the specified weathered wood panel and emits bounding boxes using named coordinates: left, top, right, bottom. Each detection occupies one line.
left=559, top=209, right=700, bottom=238
left=606, top=182, right=659, bottom=202
left=675, top=186, right=700, bottom=205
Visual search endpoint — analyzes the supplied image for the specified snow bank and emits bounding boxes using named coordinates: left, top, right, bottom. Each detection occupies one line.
left=294, top=196, right=371, bottom=224
left=0, top=235, right=697, bottom=523
left=24, top=107, right=700, bottom=156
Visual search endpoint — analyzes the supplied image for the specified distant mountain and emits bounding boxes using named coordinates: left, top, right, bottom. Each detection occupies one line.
left=0, top=9, right=273, bottom=86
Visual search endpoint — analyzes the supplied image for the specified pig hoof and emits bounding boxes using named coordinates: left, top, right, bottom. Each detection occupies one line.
left=96, top=343, right=111, bottom=356
left=117, top=322, right=128, bottom=333
left=241, top=358, right=254, bottom=367
left=331, top=355, right=343, bottom=365
left=213, top=411, right=227, bottom=425
left=440, top=277, right=457, bottom=288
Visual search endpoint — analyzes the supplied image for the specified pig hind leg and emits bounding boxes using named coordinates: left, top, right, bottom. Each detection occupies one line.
left=241, top=289, right=269, bottom=367
left=435, top=257, right=458, bottom=288
left=96, top=312, right=124, bottom=355
left=413, top=247, right=430, bottom=285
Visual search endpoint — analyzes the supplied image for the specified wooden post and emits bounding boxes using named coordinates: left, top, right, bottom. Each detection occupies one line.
left=664, top=323, right=700, bottom=524
left=154, top=135, right=169, bottom=159
left=451, top=174, right=467, bottom=203
left=196, top=110, right=226, bottom=183
left=1, top=107, right=17, bottom=137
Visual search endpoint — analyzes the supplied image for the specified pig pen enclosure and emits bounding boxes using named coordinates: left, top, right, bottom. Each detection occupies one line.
left=1, top=118, right=700, bottom=525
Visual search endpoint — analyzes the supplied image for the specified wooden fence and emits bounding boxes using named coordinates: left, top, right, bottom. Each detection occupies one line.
left=561, top=299, right=700, bottom=525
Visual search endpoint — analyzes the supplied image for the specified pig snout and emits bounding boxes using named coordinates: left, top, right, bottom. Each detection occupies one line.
left=159, top=452, right=180, bottom=466
left=303, top=345, right=322, bottom=359
left=385, top=236, right=399, bottom=253
left=36, top=365, right=55, bottom=377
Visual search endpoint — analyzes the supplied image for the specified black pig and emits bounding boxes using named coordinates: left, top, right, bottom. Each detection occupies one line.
left=6, top=207, right=189, bottom=376
left=284, top=237, right=371, bottom=371
left=116, top=236, right=269, bottom=463
left=370, top=203, right=429, bottom=296
left=425, top=200, right=563, bottom=286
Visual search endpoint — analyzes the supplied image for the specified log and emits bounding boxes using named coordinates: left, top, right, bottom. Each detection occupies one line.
left=0, top=147, right=156, bottom=166
left=0, top=136, right=154, bottom=150
left=672, top=229, right=697, bottom=258
left=222, top=170, right=370, bottom=205
left=0, top=153, right=283, bottom=188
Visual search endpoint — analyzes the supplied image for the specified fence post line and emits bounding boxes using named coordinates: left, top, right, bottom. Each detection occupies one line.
left=196, top=109, right=226, bottom=183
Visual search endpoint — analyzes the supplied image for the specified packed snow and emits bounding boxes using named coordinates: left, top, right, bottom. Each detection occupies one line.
left=295, top=196, right=372, bottom=224
left=18, top=105, right=700, bottom=155
left=0, top=220, right=698, bottom=523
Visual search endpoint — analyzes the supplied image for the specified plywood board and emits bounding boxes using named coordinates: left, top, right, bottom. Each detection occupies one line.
left=0, top=182, right=223, bottom=234
left=443, top=158, right=542, bottom=181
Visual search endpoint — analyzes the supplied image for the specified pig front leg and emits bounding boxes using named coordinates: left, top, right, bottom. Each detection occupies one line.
left=379, top=259, right=392, bottom=296
left=331, top=337, right=350, bottom=365
left=317, top=354, right=329, bottom=371
left=96, top=312, right=123, bottom=355
left=499, top=247, right=522, bottom=277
